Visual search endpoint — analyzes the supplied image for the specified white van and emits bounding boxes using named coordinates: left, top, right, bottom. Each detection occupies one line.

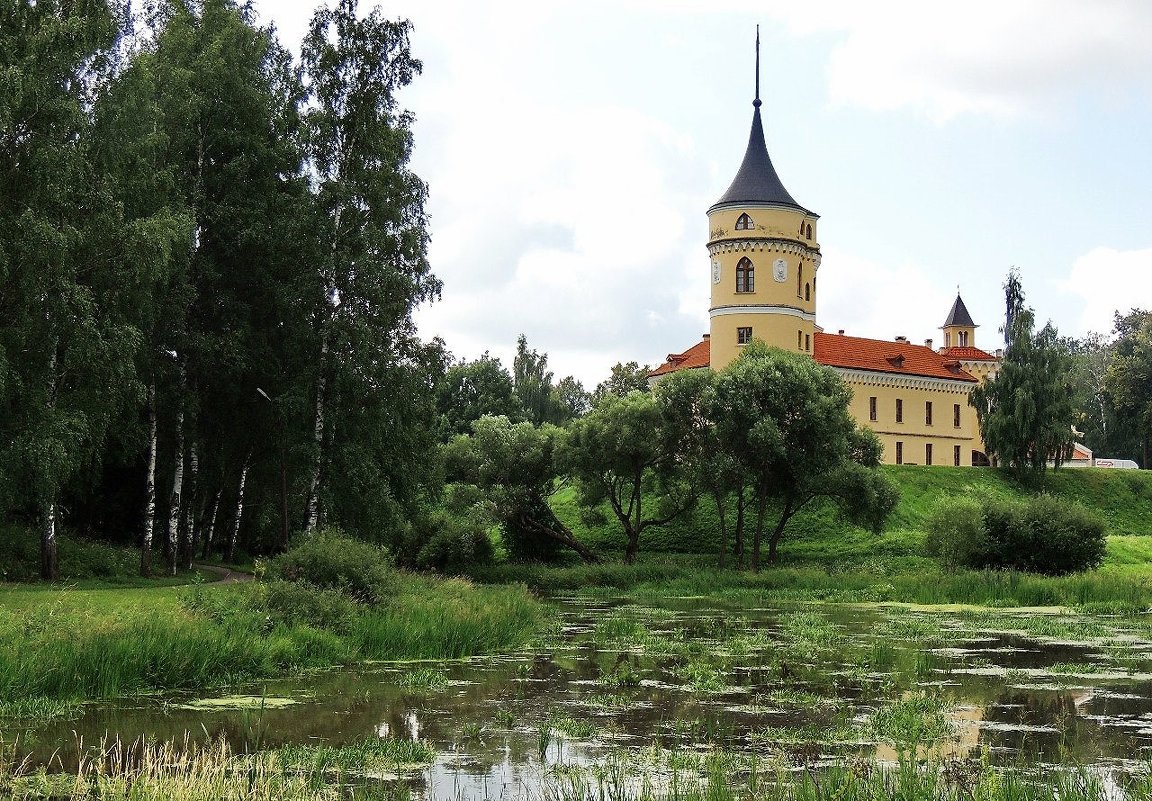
left=1094, top=458, right=1140, bottom=469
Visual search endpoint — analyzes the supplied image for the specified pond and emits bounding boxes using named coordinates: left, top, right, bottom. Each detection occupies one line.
left=7, top=596, right=1152, bottom=797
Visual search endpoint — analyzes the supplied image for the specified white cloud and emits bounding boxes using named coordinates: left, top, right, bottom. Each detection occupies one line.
left=817, top=247, right=957, bottom=346
left=765, top=0, right=1152, bottom=121
left=1061, top=246, right=1152, bottom=335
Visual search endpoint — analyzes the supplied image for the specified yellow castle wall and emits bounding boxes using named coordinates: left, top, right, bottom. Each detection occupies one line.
left=839, top=372, right=987, bottom=466
left=706, top=204, right=820, bottom=370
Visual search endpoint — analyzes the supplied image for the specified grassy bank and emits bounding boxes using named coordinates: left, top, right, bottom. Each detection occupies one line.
left=552, top=465, right=1152, bottom=559
left=0, top=575, right=547, bottom=704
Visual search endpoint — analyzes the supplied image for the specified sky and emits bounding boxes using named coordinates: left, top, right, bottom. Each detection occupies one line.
left=254, top=0, right=1152, bottom=388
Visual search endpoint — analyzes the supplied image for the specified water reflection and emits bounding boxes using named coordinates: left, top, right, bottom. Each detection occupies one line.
left=7, top=598, right=1152, bottom=796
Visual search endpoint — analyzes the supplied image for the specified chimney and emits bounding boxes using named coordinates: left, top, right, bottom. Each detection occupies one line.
left=837, top=329, right=845, bottom=335
left=702, top=333, right=710, bottom=339
left=995, top=348, right=1003, bottom=358
left=924, top=338, right=933, bottom=349
left=895, top=335, right=908, bottom=343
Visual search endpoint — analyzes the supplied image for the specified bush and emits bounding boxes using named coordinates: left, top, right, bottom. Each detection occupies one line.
left=925, top=494, right=1105, bottom=575
left=922, top=497, right=986, bottom=568
left=261, top=579, right=358, bottom=632
left=265, top=528, right=395, bottom=605
left=399, top=491, right=495, bottom=573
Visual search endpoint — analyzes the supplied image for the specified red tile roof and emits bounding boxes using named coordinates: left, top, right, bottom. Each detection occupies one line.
left=814, top=332, right=977, bottom=382
left=939, top=345, right=998, bottom=361
left=649, top=336, right=710, bottom=377
left=650, top=332, right=980, bottom=383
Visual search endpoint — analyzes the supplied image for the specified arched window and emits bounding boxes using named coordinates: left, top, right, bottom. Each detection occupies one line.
left=736, top=257, right=754, bottom=293
left=735, top=213, right=753, bottom=230
left=805, top=282, right=810, bottom=302
left=805, top=223, right=812, bottom=239
left=797, top=264, right=803, bottom=297
left=959, top=330, right=969, bottom=347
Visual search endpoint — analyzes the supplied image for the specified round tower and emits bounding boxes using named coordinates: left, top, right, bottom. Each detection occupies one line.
left=707, top=31, right=820, bottom=371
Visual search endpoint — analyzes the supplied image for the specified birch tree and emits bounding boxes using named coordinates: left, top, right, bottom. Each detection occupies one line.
left=299, top=0, right=440, bottom=535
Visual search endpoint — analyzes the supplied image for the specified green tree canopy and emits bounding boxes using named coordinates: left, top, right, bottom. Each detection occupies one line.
left=711, top=343, right=897, bottom=568
left=971, top=277, right=1076, bottom=478
left=1106, top=308, right=1152, bottom=467
left=558, top=390, right=695, bottom=564
left=443, top=416, right=597, bottom=563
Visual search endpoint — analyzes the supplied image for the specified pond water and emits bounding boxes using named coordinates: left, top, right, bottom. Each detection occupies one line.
left=8, top=597, right=1152, bottom=797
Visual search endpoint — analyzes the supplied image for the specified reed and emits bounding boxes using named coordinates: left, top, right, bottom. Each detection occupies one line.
left=0, top=575, right=547, bottom=704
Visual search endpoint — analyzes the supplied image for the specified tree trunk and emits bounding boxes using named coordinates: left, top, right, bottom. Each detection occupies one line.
left=226, top=458, right=251, bottom=563
left=39, top=348, right=60, bottom=581
left=766, top=506, right=793, bottom=564
left=304, top=337, right=329, bottom=533
left=183, top=439, right=199, bottom=570
left=141, top=384, right=158, bottom=577
left=522, top=513, right=599, bottom=564
left=166, top=405, right=184, bottom=575
left=624, top=484, right=641, bottom=564
left=41, top=497, right=58, bottom=581
left=713, top=489, right=728, bottom=570
left=752, top=488, right=768, bottom=573
left=734, top=487, right=746, bottom=570
left=201, top=487, right=221, bottom=559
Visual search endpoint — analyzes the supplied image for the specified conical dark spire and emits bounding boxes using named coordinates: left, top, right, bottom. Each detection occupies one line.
left=711, top=28, right=807, bottom=213
left=942, top=294, right=977, bottom=328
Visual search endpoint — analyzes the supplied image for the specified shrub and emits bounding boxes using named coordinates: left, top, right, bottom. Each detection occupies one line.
left=265, top=528, right=395, bottom=605
left=260, top=580, right=358, bottom=632
left=925, top=494, right=1105, bottom=575
left=922, top=497, right=986, bottom=568
left=400, top=493, right=495, bottom=573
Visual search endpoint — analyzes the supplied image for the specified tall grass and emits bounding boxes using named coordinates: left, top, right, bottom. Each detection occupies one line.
left=0, top=576, right=546, bottom=703
left=473, top=558, right=1152, bottom=609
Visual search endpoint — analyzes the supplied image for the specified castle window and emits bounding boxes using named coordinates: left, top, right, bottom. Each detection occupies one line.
left=925, top=401, right=933, bottom=426
left=805, top=282, right=810, bottom=302
left=735, top=213, right=754, bottom=230
left=959, top=330, right=969, bottom=347
left=797, top=264, right=803, bottom=297
left=895, top=441, right=903, bottom=465
left=797, top=330, right=803, bottom=349
left=895, top=398, right=903, bottom=423
left=953, top=403, right=961, bottom=428
left=805, top=223, right=812, bottom=239
left=954, top=445, right=962, bottom=466
left=925, top=443, right=933, bottom=466
left=737, top=326, right=753, bottom=345
left=736, top=257, right=755, bottom=293
left=869, top=396, right=877, bottom=421
left=805, top=333, right=810, bottom=352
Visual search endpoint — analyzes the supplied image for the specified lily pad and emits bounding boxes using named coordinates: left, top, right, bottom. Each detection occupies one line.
left=176, top=695, right=300, bottom=711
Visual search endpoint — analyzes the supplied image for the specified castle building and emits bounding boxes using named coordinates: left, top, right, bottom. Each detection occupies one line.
left=649, top=38, right=1000, bottom=466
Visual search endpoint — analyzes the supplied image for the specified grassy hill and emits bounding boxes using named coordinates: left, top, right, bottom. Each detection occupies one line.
left=552, top=465, right=1152, bottom=565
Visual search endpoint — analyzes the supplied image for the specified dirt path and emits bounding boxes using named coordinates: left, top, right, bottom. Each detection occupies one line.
left=195, top=564, right=255, bottom=584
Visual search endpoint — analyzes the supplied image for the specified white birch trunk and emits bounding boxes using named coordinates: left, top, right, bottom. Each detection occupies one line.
left=183, top=439, right=199, bottom=570
left=227, top=458, right=251, bottom=562
left=201, top=487, right=221, bottom=559
left=41, top=349, right=59, bottom=581
left=41, top=499, right=57, bottom=581
left=304, top=337, right=328, bottom=533
left=166, top=405, right=184, bottom=575
left=141, top=383, right=157, bottom=576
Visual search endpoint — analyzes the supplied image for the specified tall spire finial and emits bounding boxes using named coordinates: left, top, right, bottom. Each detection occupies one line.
left=754, top=25, right=761, bottom=108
